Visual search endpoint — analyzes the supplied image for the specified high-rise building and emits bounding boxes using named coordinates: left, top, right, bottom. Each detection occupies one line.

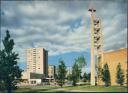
left=27, top=48, right=48, bottom=76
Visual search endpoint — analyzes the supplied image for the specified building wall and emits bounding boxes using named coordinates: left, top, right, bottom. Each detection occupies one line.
left=98, top=48, right=127, bottom=85
left=21, top=71, right=28, bottom=79
left=43, top=49, right=48, bottom=77
left=48, top=65, right=55, bottom=78
left=29, top=79, right=42, bottom=85
left=27, top=48, right=48, bottom=76
left=66, top=66, right=72, bottom=76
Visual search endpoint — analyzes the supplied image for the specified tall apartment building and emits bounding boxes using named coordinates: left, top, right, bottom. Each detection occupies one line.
left=27, top=48, right=48, bottom=77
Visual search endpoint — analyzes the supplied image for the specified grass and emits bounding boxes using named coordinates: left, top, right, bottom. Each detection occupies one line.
left=14, top=85, right=61, bottom=93
left=63, top=85, right=128, bottom=92
left=14, top=84, right=128, bottom=93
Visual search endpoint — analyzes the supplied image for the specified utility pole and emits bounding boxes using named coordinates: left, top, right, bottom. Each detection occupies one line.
left=88, top=8, right=104, bottom=85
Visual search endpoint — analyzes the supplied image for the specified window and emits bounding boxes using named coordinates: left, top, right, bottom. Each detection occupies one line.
left=34, top=81, right=36, bottom=84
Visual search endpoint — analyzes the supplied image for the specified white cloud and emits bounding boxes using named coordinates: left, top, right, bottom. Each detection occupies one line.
left=1, top=0, right=127, bottom=64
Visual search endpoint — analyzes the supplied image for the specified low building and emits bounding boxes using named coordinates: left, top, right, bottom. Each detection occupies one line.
left=20, top=72, right=45, bottom=85
left=66, top=66, right=72, bottom=76
left=20, top=71, right=29, bottom=86
left=98, top=48, right=127, bottom=86
left=48, top=65, right=56, bottom=78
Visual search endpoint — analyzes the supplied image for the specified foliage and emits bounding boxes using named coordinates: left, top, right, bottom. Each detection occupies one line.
left=126, top=69, right=128, bottom=85
left=0, top=80, right=6, bottom=91
left=116, top=63, right=124, bottom=86
left=75, top=56, right=86, bottom=70
left=67, top=73, right=72, bottom=81
left=0, top=30, right=22, bottom=93
left=101, top=63, right=111, bottom=87
left=83, top=72, right=88, bottom=82
left=30, top=73, right=45, bottom=79
left=56, top=60, right=67, bottom=87
left=87, top=73, right=91, bottom=82
left=75, top=56, right=86, bottom=81
left=97, top=64, right=102, bottom=78
left=54, top=73, right=58, bottom=81
left=71, top=62, right=81, bottom=86
left=96, top=60, right=102, bottom=79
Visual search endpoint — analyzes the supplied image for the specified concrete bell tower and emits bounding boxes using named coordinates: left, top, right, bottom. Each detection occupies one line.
left=88, top=8, right=104, bottom=85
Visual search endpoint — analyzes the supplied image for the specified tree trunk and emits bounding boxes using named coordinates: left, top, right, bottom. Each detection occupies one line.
left=7, top=81, right=12, bottom=93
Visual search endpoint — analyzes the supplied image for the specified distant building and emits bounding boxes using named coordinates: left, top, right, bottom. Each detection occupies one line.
left=20, top=48, right=48, bottom=85
left=98, top=48, right=127, bottom=86
left=27, top=48, right=48, bottom=76
left=66, top=66, right=72, bottom=76
left=48, top=65, right=56, bottom=78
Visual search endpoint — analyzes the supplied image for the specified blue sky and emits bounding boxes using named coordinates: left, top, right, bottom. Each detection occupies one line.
left=1, top=0, right=127, bottom=73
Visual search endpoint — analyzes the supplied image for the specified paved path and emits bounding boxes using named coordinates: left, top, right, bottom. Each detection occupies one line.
left=53, top=88, right=95, bottom=92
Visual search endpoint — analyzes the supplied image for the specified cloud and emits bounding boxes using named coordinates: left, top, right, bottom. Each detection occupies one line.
left=1, top=0, right=127, bottom=65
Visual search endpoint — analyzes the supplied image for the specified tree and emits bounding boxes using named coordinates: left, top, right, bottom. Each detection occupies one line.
left=75, top=56, right=86, bottom=70
left=87, top=73, right=91, bottom=82
left=71, top=62, right=81, bottom=86
left=126, top=69, right=128, bottom=85
left=97, top=64, right=102, bottom=78
left=83, top=72, right=88, bottom=82
left=101, top=63, right=111, bottom=87
left=116, top=63, right=124, bottom=86
left=67, top=73, right=72, bottom=81
left=0, top=30, right=22, bottom=93
left=75, top=56, right=86, bottom=80
left=56, top=60, right=67, bottom=87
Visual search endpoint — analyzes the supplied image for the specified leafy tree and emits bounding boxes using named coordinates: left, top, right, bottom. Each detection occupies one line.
left=126, top=69, right=128, bottom=85
left=116, top=63, right=124, bottom=86
left=75, top=56, right=86, bottom=70
left=71, top=62, right=81, bottom=86
left=0, top=30, right=22, bottom=93
left=82, top=72, right=90, bottom=83
left=95, top=58, right=102, bottom=79
left=67, top=73, right=72, bottom=81
left=101, top=63, right=111, bottom=87
left=0, top=80, right=6, bottom=91
left=87, top=72, right=91, bottom=82
left=95, top=62, right=102, bottom=85
left=75, top=56, right=86, bottom=80
left=83, top=72, right=88, bottom=82
left=54, top=73, right=58, bottom=80
left=97, top=64, right=102, bottom=78
left=56, top=60, right=67, bottom=87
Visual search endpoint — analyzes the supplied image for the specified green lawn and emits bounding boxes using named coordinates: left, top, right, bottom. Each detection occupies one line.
left=14, top=85, right=127, bottom=93
left=63, top=85, right=128, bottom=92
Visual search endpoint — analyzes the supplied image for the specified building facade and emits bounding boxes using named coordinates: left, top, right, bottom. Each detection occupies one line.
left=98, top=48, right=127, bottom=85
left=21, top=48, right=48, bottom=85
left=27, top=48, right=48, bottom=76
left=48, top=65, right=56, bottom=78
left=66, top=66, right=72, bottom=76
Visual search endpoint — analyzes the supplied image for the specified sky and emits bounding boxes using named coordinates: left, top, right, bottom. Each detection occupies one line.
left=0, top=0, right=127, bottom=73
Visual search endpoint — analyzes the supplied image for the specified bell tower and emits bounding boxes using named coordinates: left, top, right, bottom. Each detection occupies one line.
left=88, top=8, right=104, bottom=85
